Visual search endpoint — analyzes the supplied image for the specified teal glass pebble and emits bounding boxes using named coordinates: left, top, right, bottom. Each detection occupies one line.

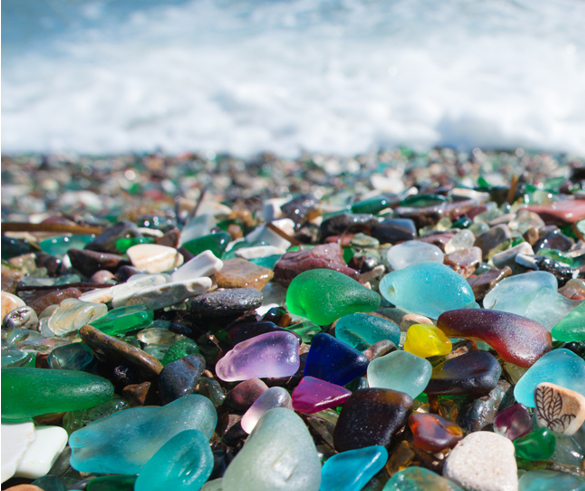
left=182, top=232, right=231, bottom=258
left=514, top=349, right=585, bottom=407
left=135, top=429, right=213, bottom=491
left=380, top=262, right=475, bottom=319
left=86, top=475, right=136, bottom=491
left=384, top=467, right=464, bottom=490
left=249, top=254, right=283, bottom=269
left=69, top=394, right=217, bottom=474
left=351, top=196, right=392, bottom=215
left=48, top=342, right=94, bottom=370
left=518, top=470, right=585, bottom=491
left=320, top=445, right=388, bottom=491
left=367, top=350, right=433, bottom=399
left=39, top=235, right=94, bottom=258
left=335, top=313, right=400, bottom=350
left=89, top=304, right=154, bottom=336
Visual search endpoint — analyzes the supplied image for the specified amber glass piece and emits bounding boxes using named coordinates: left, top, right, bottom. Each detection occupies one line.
left=409, top=413, right=463, bottom=452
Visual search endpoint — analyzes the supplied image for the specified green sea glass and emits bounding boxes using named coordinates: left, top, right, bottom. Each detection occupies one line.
left=2, top=367, right=114, bottom=422
left=551, top=301, right=585, bottom=342
left=351, top=196, right=392, bottom=215
left=286, top=269, right=381, bottom=326
left=161, top=338, right=201, bottom=366
left=89, top=304, right=154, bottom=336
left=182, top=232, right=231, bottom=258
left=116, top=236, right=155, bottom=254
left=514, top=428, right=556, bottom=461
left=39, top=235, right=94, bottom=258
left=86, top=475, right=136, bottom=491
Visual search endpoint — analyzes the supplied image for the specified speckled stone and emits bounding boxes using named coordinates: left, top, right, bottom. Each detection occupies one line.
left=191, top=288, right=263, bottom=318
left=217, top=258, right=274, bottom=290
left=444, top=432, right=518, bottom=491
left=79, top=325, right=163, bottom=379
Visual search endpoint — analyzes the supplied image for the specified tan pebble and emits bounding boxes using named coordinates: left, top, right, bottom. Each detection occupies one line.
left=399, top=313, right=433, bottom=332
left=127, top=244, right=183, bottom=273
left=534, top=382, right=585, bottom=436
left=216, top=258, right=274, bottom=290
left=4, top=485, right=44, bottom=491
left=1, top=291, right=26, bottom=321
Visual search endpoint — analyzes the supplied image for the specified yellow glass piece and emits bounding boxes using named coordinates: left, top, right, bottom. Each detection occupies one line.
left=403, top=324, right=452, bottom=358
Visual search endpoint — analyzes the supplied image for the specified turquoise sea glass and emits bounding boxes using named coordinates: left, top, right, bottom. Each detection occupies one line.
left=380, top=262, right=474, bottom=319
left=384, top=466, right=464, bottom=490
left=39, top=235, right=94, bottom=258
left=320, top=445, right=388, bottom=491
left=335, top=313, right=400, bottom=350
left=518, top=470, right=585, bottom=491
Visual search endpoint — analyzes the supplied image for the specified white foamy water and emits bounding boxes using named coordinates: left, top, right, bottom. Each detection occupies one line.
left=2, top=0, right=585, bottom=156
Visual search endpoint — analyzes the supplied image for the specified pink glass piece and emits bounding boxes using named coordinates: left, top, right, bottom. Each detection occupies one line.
left=291, top=376, right=352, bottom=413
left=215, top=331, right=300, bottom=382
left=493, top=403, right=532, bottom=441
left=241, top=386, right=293, bottom=433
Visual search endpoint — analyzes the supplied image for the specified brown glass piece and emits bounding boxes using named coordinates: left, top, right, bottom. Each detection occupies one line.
left=467, top=266, right=512, bottom=301
left=28, top=287, right=83, bottom=316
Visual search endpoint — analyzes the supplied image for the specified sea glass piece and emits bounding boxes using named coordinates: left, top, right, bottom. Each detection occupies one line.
left=69, top=395, right=217, bottom=474
left=551, top=301, right=585, bottom=341
left=320, top=445, right=388, bottom=491
left=408, top=413, right=463, bottom=452
left=335, top=313, right=400, bottom=351
left=241, top=386, right=292, bottom=433
left=47, top=343, right=94, bottom=371
left=518, top=470, right=585, bottom=491
left=386, top=241, right=444, bottom=270
left=44, top=298, right=107, bottom=336
left=161, top=338, right=200, bottom=366
left=286, top=269, right=381, bottom=326
left=514, top=428, right=556, bottom=461
left=367, top=350, right=432, bottom=399
left=334, top=388, right=413, bottom=452
left=493, top=403, right=532, bottom=441
left=425, top=350, right=502, bottom=395
left=159, top=354, right=207, bottom=404
left=384, top=467, right=464, bottom=491
left=110, top=274, right=168, bottom=303
left=292, top=376, right=352, bottom=414
left=1, top=420, right=36, bottom=483
left=303, top=333, right=369, bottom=386
left=182, top=232, right=231, bottom=258
left=2, top=368, right=114, bottom=422
left=171, top=250, right=223, bottom=282
left=179, top=214, right=216, bottom=246
left=524, top=288, right=581, bottom=331
left=14, top=425, right=68, bottom=479
left=514, top=349, right=585, bottom=407
left=380, top=262, right=475, bottom=319
left=86, top=475, right=136, bottom=491
left=134, top=429, right=213, bottom=491
left=116, top=236, right=155, bottom=253
left=222, top=408, right=321, bottom=491
left=403, top=324, right=452, bottom=358
left=352, top=195, right=393, bottom=214
left=40, top=235, right=94, bottom=257
left=215, top=331, right=300, bottom=382
left=437, top=309, right=552, bottom=368
left=483, top=271, right=557, bottom=317
left=89, top=304, right=154, bottom=336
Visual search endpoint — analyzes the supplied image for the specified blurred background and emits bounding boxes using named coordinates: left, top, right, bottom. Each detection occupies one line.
left=2, top=0, right=585, bottom=157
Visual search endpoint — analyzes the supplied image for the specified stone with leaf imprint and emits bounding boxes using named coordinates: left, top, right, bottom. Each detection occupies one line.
left=534, top=382, right=585, bottom=436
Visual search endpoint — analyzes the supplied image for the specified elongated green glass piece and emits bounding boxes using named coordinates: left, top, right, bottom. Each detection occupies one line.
left=2, top=367, right=114, bottom=422
left=90, top=304, right=154, bottom=336
left=116, top=237, right=154, bottom=254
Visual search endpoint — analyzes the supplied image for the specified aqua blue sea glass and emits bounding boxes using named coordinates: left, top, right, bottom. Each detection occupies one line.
left=69, top=395, right=217, bottom=474
left=514, top=349, right=585, bottom=407
left=380, top=262, right=475, bottom=319
left=39, top=235, right=94, bottom=258
left=135, top=429, right=213, bottom=491
left=89, top=304, right=154, bottom=336
left=335, top=313, right=400, bottom=350
left=48, top=342, right=94, bottom=370
left=304, top=333, right=369, bottom=387
left=367, top=351, right=432, bottom=399
left=320, top=445, right=388, bottom=491
left=383, top=467, right=464, bottom=490
left=249, top=254, right=283, bottom=269
left=518, top=470, right=585, bottom=491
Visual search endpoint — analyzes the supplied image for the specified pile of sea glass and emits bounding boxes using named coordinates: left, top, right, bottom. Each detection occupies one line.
left=2, top=148, right=585, bottom=491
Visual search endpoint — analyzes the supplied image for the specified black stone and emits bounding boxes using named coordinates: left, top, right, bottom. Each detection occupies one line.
left=281, top=194, right=318, bottom=230
left=319, top=213, right=380, bottom=240
left=158, top=354, right=207, bottom=405
left=370, top=218, right=416, bottom=243
left=333, top=388, right=413, bottom=452
left=457, top=380, right=513, bottom=432
left=85, top=221, right=142, bottom=253
left=227, top=321, right=300, bottom=346
left=191, top=288, right=263, bottom=318
left=425, top=350, right=502, bottom=396
left=534, top=229, right=574, bottom=252
left=68, top=249, right=131, bottom=277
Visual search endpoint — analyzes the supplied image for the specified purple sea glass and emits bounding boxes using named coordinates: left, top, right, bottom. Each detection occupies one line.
left=493, top=403, right=532, bottom=441
left=292, top=376, right=352, bottom=413
left=215, top=331, right=300, bottom=382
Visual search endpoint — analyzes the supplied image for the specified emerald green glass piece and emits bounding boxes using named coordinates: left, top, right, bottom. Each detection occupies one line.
left=511, top=236, right=525, bottom=247
left=1, top=367, right=114, bottom=422
left=86, top=475, right=136, bottom=491
left=161, top=338, right=201, bottom=366
left=287, top=320, right=323, bottom=343
left=538, top=248, right=574, bottom=266
left=286, top=269, right=381, bottom=326
left=217, top=218, right=244, bottom=233
left=39, top=235, right=94, bottom=258
left=400, top=194, right=448, bottom=208
left=560, top=224, right=578, bottom=240
left=343, top=247, right=355, bottom=264
left=514, top=428, right=556, bottom=461
left=248, top=254, right=283, bottom=269
left=451, top=217, right=472, bottom=229
left=182, top=232, right=231, bottom=258
left=551, top=301, right=585, bottom=342
left=89, top=304, right=154, bottom=336
left=351, top=196, right=392, bottom=215
left=115, top=237, right=154, bottom=254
